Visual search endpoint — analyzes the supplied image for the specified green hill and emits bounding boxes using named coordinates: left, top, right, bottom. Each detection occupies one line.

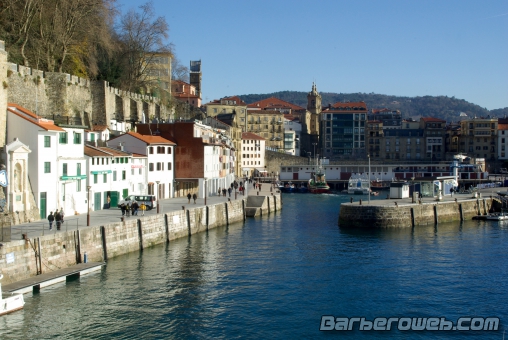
left=238, top=91, right=507, bottom=123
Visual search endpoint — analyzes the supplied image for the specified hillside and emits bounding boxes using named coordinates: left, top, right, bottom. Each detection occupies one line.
left=238, top=92, right=507, bottom=123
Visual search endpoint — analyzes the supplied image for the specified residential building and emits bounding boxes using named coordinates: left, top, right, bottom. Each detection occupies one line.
left=283, top=115, right=301, bottom=156
left=245, top=110, right=284, bottom=150
left=421, top=117, right=446, bottom=161
left=7, top=103, right=88, bottom=218
left=84, top=145, right=137, bottom=210
left=498, top=122, right=508, bottom=160
left=205, top=96, right=248, bottom=131
left=144, top=52, right=172, bottom=91
left=241, top=132, right=266, bottom=177
left=107, top=131, right=176, bottom=200
left=368, top=109, right=402, bottom=129
left=320, top=101, right=368, bottom=159
left=171, top=79, right=201, bottom=108
left=85, top=124, right=110, bottom=146
left=459, top=117, right=498, bottom=160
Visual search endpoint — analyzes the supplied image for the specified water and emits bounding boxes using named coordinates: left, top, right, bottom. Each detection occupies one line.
left=1, top=194, right=507, bottom=339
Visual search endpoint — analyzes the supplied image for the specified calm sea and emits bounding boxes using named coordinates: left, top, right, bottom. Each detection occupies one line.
left=1, top=194, right=507, bottom=339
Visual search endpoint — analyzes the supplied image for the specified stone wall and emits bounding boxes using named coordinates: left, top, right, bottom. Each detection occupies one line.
left=265, top=150, right=309, bottom=174
left=339, top=198, right=490, bottom=228
left=0, top=195, right=280, bottom=284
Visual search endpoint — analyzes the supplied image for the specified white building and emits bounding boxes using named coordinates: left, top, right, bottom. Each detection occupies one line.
left=498, top=123, right=508, bottom=160
left=84, top=145, right=140, bottom=210
left=107, top=131, right=176, bottom=199
left=241, top=132, right=266, bottom=177
left=7, top=103, right=88, bottom=218
left=85, top=125, right=110, bottom=144
left=283, top=115, right=302, bottom=156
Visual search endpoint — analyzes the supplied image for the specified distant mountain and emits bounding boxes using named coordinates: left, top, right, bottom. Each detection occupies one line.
left=238, top=91, right=508, bottom=123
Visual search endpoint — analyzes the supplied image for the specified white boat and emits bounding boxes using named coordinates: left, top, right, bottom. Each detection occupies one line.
left=347, top=174, right=371, bottom=195
left=486, top=213, right=508, bottom=221
left=0, top=274, right=25, bottom=316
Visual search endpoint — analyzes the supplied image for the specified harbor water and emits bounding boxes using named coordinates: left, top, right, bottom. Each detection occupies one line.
left=1, top=193, right=507, bottom=339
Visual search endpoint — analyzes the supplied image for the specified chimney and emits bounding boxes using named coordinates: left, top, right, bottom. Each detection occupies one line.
left=119, top=142, right=124, bottom=151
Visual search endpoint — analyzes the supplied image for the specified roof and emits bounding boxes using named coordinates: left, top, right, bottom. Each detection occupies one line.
left=326, top=101, right=368, bottom=111
left=7, top=103, right=66, bottom=132
left=498, top=124, right=508, bottom=131
left=206, top=96, right=247, bottom=106
left=247, top=97, right=304, bottom=111
left=91, top=125, right=109, bottom=132
left=242, top=132, right=265, bottom=141
left=112, top=131, right=176, bottom=145
left=84, top=145, right=132, bottom=157
left=421, top=117, right=446, bottom=123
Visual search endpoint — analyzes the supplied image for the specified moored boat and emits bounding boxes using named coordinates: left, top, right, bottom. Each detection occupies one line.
left=348, top=174, right=371, bottom=195
left=0, top=274, right=25, bottom=316
left=485, top=213, right=508, bottom=221
left=308, top=159, right=330, bottom=194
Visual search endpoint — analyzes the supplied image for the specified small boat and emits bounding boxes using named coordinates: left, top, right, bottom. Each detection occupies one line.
left=308, top=158, right=330, bottom=194
left=297, top=184, right=309, bottom=193
left=348, top=174, right=371, bottom=195
left=0, top=274, right=25, bottom=316
left=486, top=213, right=508, bottom=221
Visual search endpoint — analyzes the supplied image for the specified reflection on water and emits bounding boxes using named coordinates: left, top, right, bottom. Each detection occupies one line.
left=1, top=193, right=507, bottom=339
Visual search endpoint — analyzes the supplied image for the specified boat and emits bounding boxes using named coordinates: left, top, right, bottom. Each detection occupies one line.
left=370, top=178, right=391, bottom=191
left=486, top=213, right=508, bottom=221
left=308, top=158, right=330, bottom=194
left=279, top=182, right=296, bottom=193
left=297, top=183, right=309, bottom=193
left=0, top=274, right=25, bottom=316
left=348, top=174, right=371, bottom=195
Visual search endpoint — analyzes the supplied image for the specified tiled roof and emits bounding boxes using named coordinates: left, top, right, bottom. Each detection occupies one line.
left=498, top=124, right=508, bottom=131
left=242, top=132, right=265, bottom=141
left=117, top=131, right=176, bottom=145
left=329, top=101, right=368, bottom=110
left=91, top=125, right=109, bottom=132
left=421, top=117, right=446, bottom=123
left=247, top=97, right=304, bottom=111
left=7, top=103, right=65, bottom=132
left=84, top=145, right=132, bottom=157
left=206, top=96, right=247, bottom=106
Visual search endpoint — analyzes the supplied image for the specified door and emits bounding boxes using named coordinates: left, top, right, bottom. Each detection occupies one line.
left=40, top=192, right=47, bottom=219
left=122, top=188, right=129, bottom=199
left=103, top=192, right=109, bottom=209
left=94, top=192, right=102, bottom=211
left=109, top=191, right=119, bottom=208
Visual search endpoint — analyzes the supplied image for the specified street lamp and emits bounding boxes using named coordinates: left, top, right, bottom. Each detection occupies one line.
left=411, top=177, right=415, bottom=203
left=156, top=181, right=160, bottom=213
left=87, top=186, right=92, bottom=226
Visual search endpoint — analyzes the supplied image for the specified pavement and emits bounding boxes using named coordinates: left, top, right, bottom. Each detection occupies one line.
left=10, top=181, right=279, bottom=240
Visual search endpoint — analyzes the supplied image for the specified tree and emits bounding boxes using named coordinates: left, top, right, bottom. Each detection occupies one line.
left=116, top=1, right=172, bottom=92
left=172, top=56, right=189, bottom=82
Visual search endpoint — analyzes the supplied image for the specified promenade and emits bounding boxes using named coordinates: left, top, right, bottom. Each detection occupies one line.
left=10, top=182, right=275, bottom=240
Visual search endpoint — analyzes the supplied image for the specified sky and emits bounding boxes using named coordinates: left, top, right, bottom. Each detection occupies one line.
left=117, top=0, right=508, bottom=110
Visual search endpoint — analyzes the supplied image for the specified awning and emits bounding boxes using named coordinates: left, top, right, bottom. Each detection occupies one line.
left=91, top=170, right=112, bottom=174
left=61, top=175, right=87, bottom=180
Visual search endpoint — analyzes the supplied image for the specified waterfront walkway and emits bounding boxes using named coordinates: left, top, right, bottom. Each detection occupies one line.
left=10, top=182, right=277, bottom=240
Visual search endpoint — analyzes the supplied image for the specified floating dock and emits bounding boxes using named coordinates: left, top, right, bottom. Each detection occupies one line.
left=2, top=262, right=104, bottom=295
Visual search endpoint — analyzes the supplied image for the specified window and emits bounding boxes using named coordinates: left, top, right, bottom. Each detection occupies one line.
left=157, top=162, right=162, bottom=171
left=59, top=132, right=68, bottom=144
left=149, top=163, right=154, bottom=171
left=103, top=174, right=107, bottom=183
left=77, top=163, right=81, bottom=175
left=62, top=163, right=67, bottom=176
left=149, top=147, right=154, bottom=154
left=167, top=162, right=172, bottom=170
left=113, top=171, right=117, bottom=181
left=94, top=174, right=98, bottom=184
left=74, top=132, right=81, bottom=144
left=168, top=148, right=172, bottom=154
left=91, top=133, right=95, bottom=141
left=44, top=162, right=51, bottom=173
left=157, top=146, right=165, bottom=154
left=122, top=170, right=126, bottom=180
left=76, top=180, right=81, bottom=192
left=44, top=136, right=51, bottom=148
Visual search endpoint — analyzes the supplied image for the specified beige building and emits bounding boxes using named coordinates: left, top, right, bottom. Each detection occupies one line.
left=245, top=110, right=284, bottom=150
left=459, top=117, right=498, bottom=160
left=205, top=96, right=248, bottom=131
left=144, top=52, right=172, bottom=92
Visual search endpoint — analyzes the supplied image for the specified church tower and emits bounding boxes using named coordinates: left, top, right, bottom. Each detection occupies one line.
left=307, top=82, right=321, bottom=115
left=301, top=82, right=322, bottom=157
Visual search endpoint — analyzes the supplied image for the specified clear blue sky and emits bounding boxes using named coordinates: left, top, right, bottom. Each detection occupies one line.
left=117, top=0, right=508, bottom=110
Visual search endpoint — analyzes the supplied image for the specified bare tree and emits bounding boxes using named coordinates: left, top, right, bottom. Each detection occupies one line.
left=172, top=56, right=189, bottom=82
left=117, top=1, right=172, bottom=92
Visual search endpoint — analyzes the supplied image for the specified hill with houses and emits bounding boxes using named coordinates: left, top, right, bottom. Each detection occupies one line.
left=238, top=91, right=508, bottom=123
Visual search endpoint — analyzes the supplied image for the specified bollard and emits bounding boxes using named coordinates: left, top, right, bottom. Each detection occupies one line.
left=84, top=251, right=88, bottom=263
left=228, top=198, right=231, bottom=202
left=257, top=191, right=259, bottom=196
left=182, top=206, right=185, bottom=210
left=350, top=197, right=353, bottom=203
left=359, top=199, right=362, bottom=205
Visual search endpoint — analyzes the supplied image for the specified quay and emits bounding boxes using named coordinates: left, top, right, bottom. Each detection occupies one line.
left=0, top=185, right=281, bottom=286
left=339, top=188, right=505, bottom=228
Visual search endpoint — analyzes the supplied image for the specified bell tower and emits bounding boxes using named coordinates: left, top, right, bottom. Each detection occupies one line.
left=307, top=82, right=321, bottom=115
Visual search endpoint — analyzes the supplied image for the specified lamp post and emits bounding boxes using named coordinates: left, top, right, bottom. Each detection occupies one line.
left=368, top=154, right=371, bottom=204
left=411, top=177, right=415, bottom=203
left=87, top=186, right=92, bottom=226
left=156, top=181, right=160, bottom=214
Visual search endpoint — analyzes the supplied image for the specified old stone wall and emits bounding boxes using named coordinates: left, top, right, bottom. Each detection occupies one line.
left=265, top=151, right=309, bottom=174
left=0, top=196, right=281, bottom=284
left=339, top=198, right=489, bottom=228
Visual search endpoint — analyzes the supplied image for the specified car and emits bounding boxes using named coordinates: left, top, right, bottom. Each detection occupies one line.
left=118, top=195, right=157, bottom=210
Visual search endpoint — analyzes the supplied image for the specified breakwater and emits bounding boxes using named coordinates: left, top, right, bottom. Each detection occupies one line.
left=0, top=195, right=281, bottom=285
left=339, top=197, right=492, bottom=228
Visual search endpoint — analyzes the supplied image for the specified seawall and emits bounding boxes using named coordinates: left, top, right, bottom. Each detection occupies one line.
left=339, top=197, right=490, bottom=228
left=0, top=195, right=281, bottom=284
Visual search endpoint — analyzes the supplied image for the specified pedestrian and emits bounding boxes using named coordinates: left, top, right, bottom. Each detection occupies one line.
left=228, top=187, right=232, bottom=197
left=48, top=211, right=54, bottom=230
left=192, top=193, right=197, bottom=204
left=120, top=203, right=126, bottom=216
left=60, top=208, right=65, bottom=224
left=140, top=203, right=146, bottom=216
left=222, top=188, right=227, bottom=197
left=239, top=186, right=244, bottom=195
left=126, top=203, right=131, bottom=217
left=450, top=187, right=454, bottom=197
left=259, top=183, right=262, bottom=190
left=55, top=210, right=62, bottom=230
left=187, top=192, right=192, bottom=203
left=253, top=182, right=256, bottom=189
left=132, top=201, right=139, bottom=216
left=218, top=188, right=221, bottom=196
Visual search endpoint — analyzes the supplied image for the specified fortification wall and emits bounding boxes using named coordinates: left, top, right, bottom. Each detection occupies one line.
left=265, top=151, right=309, bottom=174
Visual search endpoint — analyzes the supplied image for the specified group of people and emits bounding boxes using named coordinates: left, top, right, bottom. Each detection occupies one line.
left=187, top=193, right=198, bottom=204
left=120, top=201, right=146, bottom=217
left=47, top=208, right=65, bottom=230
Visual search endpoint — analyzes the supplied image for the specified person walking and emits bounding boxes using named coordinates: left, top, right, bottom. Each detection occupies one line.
left=55, top=210, right=62, bottom=230
left=228, top=187, right=232, bottom=197
left=192, top=193, right=197, bottom=204
left=120, top=203, right=126, bottom=216
left=132, top=201, right=139, bottom=216
left=126, top=203, right=131, bottom=217
left=60, top=208, right=65, bottom=224
left=187, top=192, right=192, bottom=203
left=222, top=188, right=227, bottom=197
left=48, top=211, right=54, bottom=230
left=140, top=203, right=146, bottom=216
left=218, top=188, right=221, bottom=196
